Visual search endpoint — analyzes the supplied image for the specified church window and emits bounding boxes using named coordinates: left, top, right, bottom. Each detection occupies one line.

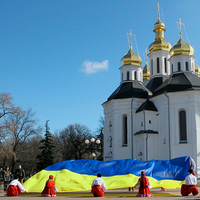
left=185, top=62, right=189, bottom=71
left=122, top=114, right=128, bottom=146
left=127, top=71, right=129, bottom=80
left=134, top=71, right=137, bottom=80
left=157, top=57, right=160, bottom=73
left=109, top=136, right=112, bottom=148
left=121, top=73, right=123, bottom=82
left=141, top=122, right=143, bottom=127
left=178, top=62, right=181, bottom=71
left=179, top=110, right=187, bottom=143
left=171, top=64, right=173, bottom=73
left=151, top=59, right=153, bottom=75
left=149, top=120, right=151, bottom=124
left=164, top=58, right=167, bottom=73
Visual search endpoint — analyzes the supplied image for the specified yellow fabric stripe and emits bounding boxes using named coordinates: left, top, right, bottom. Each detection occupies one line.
left=23, top=169, right=184, bottom=192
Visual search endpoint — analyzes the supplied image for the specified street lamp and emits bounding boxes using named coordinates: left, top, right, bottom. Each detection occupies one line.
left=85, top=138, right=101, bottom=159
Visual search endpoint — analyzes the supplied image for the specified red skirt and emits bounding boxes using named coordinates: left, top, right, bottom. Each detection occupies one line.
left=136, top=187, right=153, bottom=197
left=41, top=186, right=56, bottom=197
left=181, top=184, right=199, bottom=196
left=91, top=185, right=104, bottom=197
left=7, top=185, right=21, bottom=196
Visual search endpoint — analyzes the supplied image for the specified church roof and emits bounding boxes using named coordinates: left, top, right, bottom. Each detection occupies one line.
left=146, top=76, right=166, bottom=92
left=136, top=99, right=158, bottom=113
left=107, top=81, right=152, bottom=101
left=153, top=71, right=200, bottom=96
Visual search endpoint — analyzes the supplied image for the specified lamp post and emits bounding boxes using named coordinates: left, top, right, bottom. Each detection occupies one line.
left=85, top=138, right=101, bottom=160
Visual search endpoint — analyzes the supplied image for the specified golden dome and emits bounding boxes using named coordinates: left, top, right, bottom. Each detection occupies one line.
left=154, top=19, right=165, bottom=32
left=149, top=39, right=172, bottom=53
left=195, top=64, right=200, bottom=74
left=170, top=37, right=194, bottom=57
left=121, top=44, right=142, bottom=66
left=149, top=19, right=171, bottom=53
left=143, top=60, right=150, bottom=80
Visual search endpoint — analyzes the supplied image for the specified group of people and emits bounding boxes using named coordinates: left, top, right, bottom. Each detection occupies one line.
left=91, top=169, right=199, bottom=197
left=4, top=163, right=199, bottom=197
left=91, top=171, right=152, bottom=197
left=0, top=165, right=25, bottom=193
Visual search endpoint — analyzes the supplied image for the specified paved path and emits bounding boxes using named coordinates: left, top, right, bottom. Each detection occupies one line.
left=0, top=188, right=199, bottom=199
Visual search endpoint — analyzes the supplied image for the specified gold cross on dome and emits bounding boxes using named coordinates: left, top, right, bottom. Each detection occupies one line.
left=155, top=2, right=162, bottom=20
left=176, top=18, right=184, bottom=32
left=127, top=29, right=135, bottom=48
left=143, top=47, right=148, bottom=64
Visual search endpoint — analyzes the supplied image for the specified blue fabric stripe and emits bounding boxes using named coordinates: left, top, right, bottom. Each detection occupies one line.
left=45, top=156, right=190, bottom=181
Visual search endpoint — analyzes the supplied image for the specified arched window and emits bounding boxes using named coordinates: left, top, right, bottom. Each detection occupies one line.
left=157, top=57, right=160, bottom=73
left=185, top=62, right=189, bottom=71
left=134, top=71, right=137, bottom=80
left=151, top=59, right=153, bottom=75
left=179, top=110, right=187, bottom=143
left=164, top=58, right=167, bottom=73
left=171, top=64, right=173, bottom=73
left=178, top=62, right=181, bottom=71
left=127, top=71, right=129, bottom=80
left=109, top=136, right=112, bottom=148
left=122, top=114, right=128, bottom=146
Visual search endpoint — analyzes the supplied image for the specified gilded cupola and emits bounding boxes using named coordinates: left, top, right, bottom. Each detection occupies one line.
left=121, top=44, right=142, bottom=66
left=195, top=64, right=200, bottom=75
left=148, top=15, right=171, bottom=53
left=170, top=18, right=194, bottom=57
left=170, top=35, right=194, bottom=57
left=143, top=59, right=150, bottom=80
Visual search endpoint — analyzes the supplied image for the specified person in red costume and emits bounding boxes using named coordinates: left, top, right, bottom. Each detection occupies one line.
left=134, top=171, right=153, bottom=197
left=41, top=175, right=59, bottom=197
left=181, top=169, right=199, bottom=196
left=7, top=175, right=26, bottom=196
left=91, top=173, right=107, bottom=197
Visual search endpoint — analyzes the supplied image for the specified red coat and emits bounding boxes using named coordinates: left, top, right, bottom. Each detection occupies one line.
left=181, top=184, right=199, bottom=196
left=7, top=185, right=21, bottom=196
left=41, top=180, right=57, bottom=197
left=91, top=185, right=104, bottom=197
left=136, top=177, right=153, bottom=197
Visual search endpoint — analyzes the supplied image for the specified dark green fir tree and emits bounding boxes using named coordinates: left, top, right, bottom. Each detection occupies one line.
left=36, top=120, right=55, bottom=171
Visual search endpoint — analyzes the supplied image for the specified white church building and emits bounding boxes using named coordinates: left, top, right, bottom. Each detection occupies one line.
left=102, top=7, right=200, bottom=177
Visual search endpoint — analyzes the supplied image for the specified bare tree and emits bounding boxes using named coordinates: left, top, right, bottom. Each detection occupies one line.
left=3, top=108, right=42, bottom=172
left=16, top=136, right=42, bottom=177
left=54, top=123, right=93, bottom=160
left=0, top=93, right=20, bottom=142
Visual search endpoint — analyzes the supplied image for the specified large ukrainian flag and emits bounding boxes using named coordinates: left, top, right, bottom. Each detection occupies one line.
left=24, top=156, right=190, bottom=192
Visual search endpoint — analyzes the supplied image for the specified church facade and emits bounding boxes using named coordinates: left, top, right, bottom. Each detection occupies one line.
left=102, top=10, right=200, bottom=177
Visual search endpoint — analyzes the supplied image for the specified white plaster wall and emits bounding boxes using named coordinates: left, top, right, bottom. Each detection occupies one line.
left=103, top=87, right=200, bottom=177
left=148, top=50, right=170, bottom=78
left=150, top=95, right=169, bottom=160
left=134, top=134, right=146, bottom=161
left=168, top=55, right=195, bottom=73
left=120, top=65, right=143, bottom=82
left=103, top=97, right=146, bottom=160
left=151, top=91, right=200, bottom=177
left=147, top=134, right=159, bottom=160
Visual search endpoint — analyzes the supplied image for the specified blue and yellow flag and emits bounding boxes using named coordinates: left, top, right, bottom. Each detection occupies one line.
left=24, top=156, right=190, bottom=192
